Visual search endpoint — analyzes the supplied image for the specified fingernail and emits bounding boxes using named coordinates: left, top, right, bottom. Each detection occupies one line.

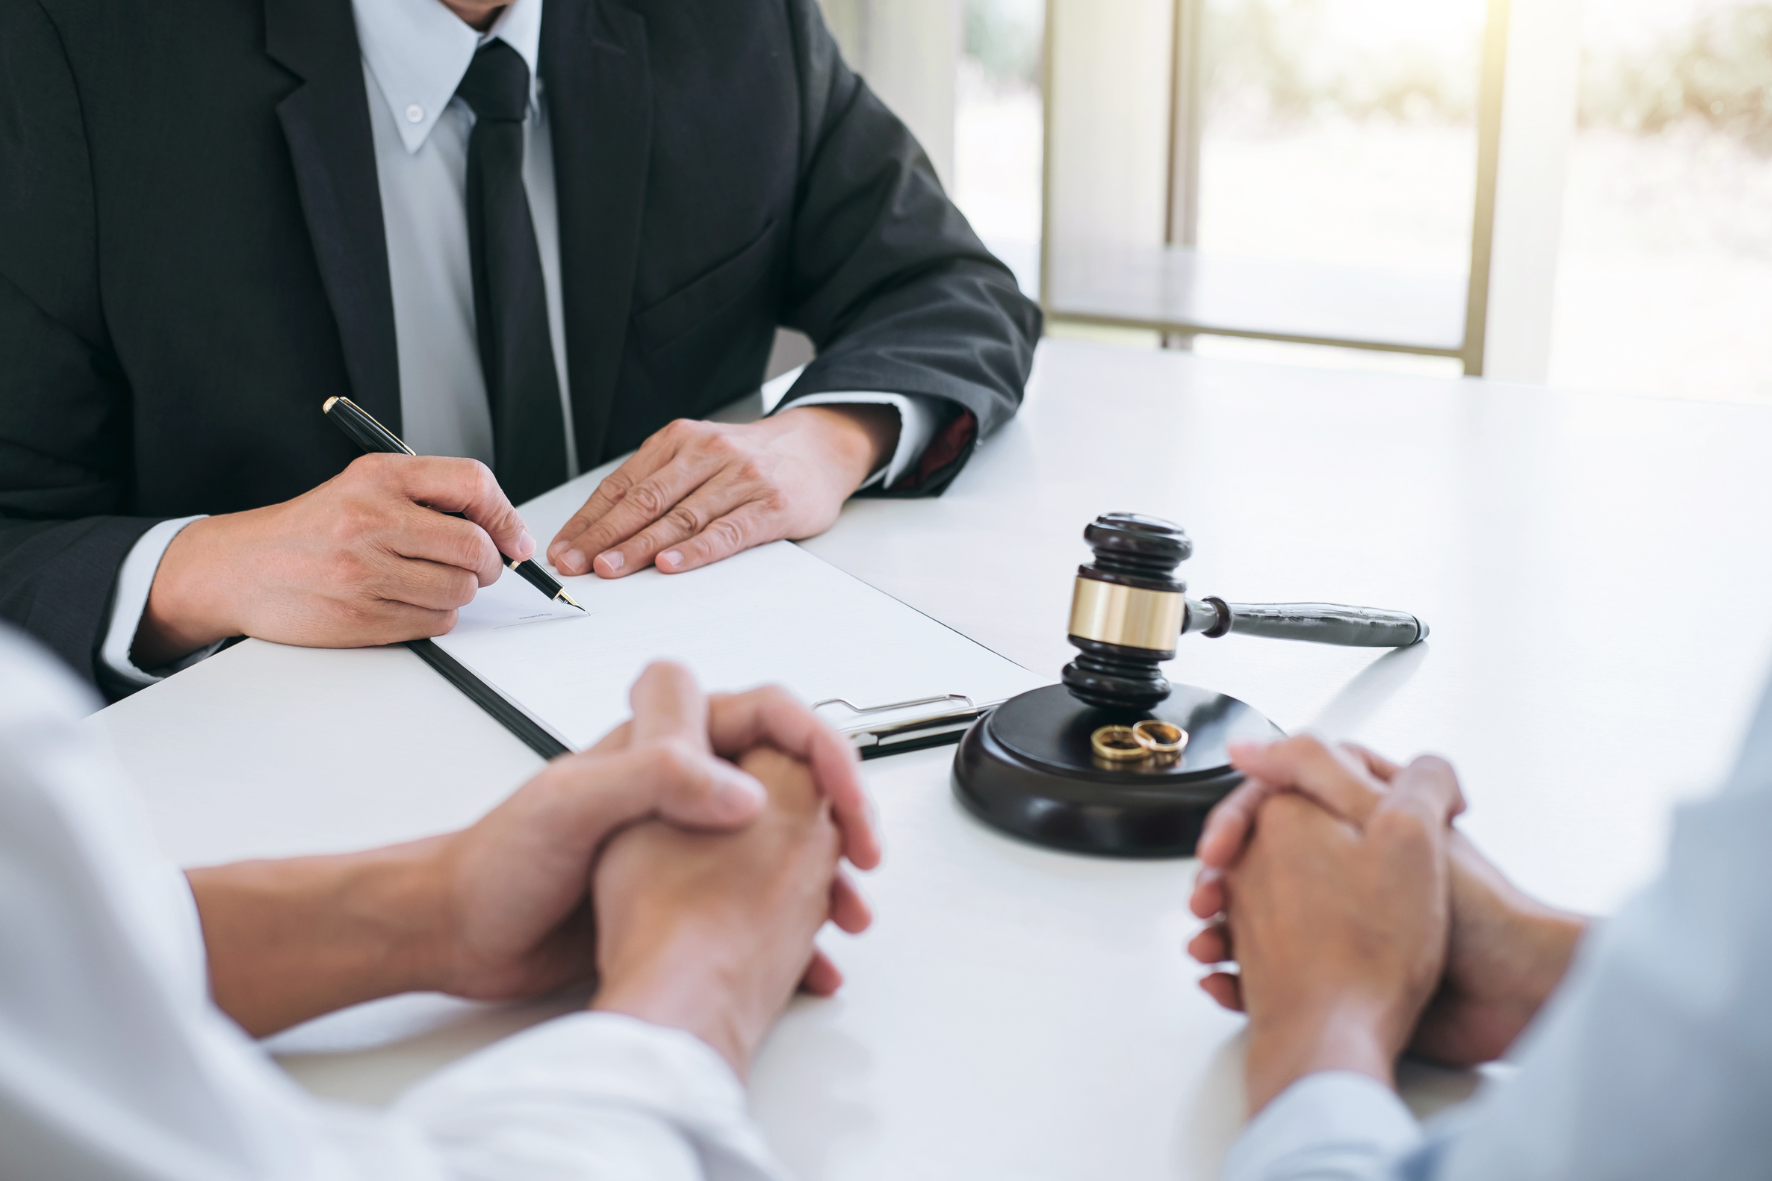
left=516, top=529, right=536, bottom=559
left=597, top=551, right=623, bottom=573
left=659, top=550, right=682, bottom=570
left=559, top=549, right=583, bottom=573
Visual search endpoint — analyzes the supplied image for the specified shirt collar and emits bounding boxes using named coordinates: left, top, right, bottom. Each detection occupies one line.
left=352, top=0, right=545, bottom=155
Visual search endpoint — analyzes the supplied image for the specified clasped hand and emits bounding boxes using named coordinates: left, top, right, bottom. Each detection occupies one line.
left=192, top=662, right=879, bottom=1079
left=1186, top=736, right=1586, bottom=1112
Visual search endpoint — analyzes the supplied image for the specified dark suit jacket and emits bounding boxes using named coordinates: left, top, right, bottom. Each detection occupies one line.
left=0, top=0, right=1039, bottom=694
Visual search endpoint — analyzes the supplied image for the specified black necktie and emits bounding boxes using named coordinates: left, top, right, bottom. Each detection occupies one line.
left=455, top=40, right=568, bottom=505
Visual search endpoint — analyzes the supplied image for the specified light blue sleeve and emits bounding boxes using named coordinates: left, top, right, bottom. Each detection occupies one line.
left=1221, top=1072, right=1421, bottom=1181
left=1432, top=675, right=1772, bottom=1181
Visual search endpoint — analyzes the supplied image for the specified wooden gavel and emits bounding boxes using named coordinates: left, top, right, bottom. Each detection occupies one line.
left=1062, top=513, right=1429, bottom=710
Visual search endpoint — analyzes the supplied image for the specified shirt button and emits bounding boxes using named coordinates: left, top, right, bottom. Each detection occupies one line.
left=404, top=104, right=424, bottom=124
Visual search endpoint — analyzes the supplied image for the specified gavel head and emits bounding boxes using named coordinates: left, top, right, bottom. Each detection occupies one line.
left=1061, top=513, right=1192, bottom=710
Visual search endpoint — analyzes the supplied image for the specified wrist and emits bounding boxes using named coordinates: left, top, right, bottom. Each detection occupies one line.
left=1449, top=833, right=1587, bottom=1013
left=1245, top=996, right=1399, bottom=1113
left=136, top=513, right=247, bottom=665
left=592, top=920, right=752, bottom=1078
left=780, top=404, right=900, bottom=488
left=1507, top=901, right=1587, bottom=1010
left=358, top=838, right=458, bottom=996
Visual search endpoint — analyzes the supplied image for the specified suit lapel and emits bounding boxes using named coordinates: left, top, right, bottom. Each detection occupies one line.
left=264, top=0, right=402, bottom=433
left=542, top=0, right=652, bottom=468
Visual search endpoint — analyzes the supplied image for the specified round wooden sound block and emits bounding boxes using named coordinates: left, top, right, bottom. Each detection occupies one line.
left=951, top=683, right=1283, bottom=857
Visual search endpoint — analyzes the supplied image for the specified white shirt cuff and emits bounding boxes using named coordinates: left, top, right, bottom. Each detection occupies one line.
left=768, top=384, right=942, bottom=491
left=393, top=1011, right=787, bottom=1181
left=1222, top=1071, right=1423, bottom=1181
left=99, top=515, right=221, bottom=689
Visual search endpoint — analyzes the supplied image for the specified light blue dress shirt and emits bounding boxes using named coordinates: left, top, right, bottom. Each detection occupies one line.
left=98, top=0, right=935, bottom=688
left=1224, top=673, right=1772, bottom=1180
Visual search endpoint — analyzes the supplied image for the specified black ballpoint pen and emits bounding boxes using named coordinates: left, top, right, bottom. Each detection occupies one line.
left=323, top=396, right=584, bottom=612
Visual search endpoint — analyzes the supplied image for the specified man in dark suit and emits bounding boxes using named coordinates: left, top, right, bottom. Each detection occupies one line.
left=0, top=0, right=1039, bottom=698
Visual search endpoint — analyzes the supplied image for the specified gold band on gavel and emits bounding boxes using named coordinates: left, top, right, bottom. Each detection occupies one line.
left=1090, top=725, right=1148, bottom=762
left=1068, top=576, right=1185, bottom=653
left=1132, top=719, right=1188, bottom=756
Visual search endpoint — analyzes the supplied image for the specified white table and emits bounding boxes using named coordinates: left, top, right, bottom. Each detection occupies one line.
left=91, top=338, right=1772, bottom=1180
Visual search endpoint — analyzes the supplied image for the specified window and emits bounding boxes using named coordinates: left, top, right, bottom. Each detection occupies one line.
left=1550, top=0, right=1772, bottom=404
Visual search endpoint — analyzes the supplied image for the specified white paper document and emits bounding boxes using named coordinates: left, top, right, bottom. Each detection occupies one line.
left=436, top=541, right=1049, bottom=750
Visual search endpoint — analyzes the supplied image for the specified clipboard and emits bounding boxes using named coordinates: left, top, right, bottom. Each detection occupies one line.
left=814, top=694, right=999, bottom=759
left=410, top=637, right=999, bottom=763
left=408, top=542, right=1046, bottom=763
left=407, top=638, right=572, bottom=759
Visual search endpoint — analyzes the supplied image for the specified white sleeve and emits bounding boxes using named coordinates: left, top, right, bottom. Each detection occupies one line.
left=98, top=515, right=223, bottom=689
left=1221, top=1072, right=1421, bottom=1181
left=0, top=626, right=786, bottom=1181
left=769, top=389, right=942, bottom=490
left=395, top=1012, right=786, bottom=1181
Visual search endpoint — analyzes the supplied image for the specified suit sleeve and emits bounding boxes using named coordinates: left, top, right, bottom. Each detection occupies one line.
left=774, top=0, right=1042, bottom=497
left=0, top=0, right=163, bottom=692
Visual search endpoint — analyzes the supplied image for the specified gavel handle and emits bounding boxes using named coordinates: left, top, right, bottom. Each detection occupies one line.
left=1184, top=599, right=1428, bottom=647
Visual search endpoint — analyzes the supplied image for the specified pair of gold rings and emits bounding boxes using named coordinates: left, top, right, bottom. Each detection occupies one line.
left=1091, top=720, right=1189, bottom=764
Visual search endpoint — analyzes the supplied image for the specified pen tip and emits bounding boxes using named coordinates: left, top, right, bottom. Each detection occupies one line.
left=559, top=591, right=586, bottom=611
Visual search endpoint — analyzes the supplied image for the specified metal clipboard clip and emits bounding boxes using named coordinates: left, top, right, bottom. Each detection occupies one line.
left=813, top=694, right=992, bottom=760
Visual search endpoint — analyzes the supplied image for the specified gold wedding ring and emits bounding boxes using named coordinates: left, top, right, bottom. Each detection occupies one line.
left=1132, top=720, right=1188, bottom=757
left=1090, top=724, right=1148, bottom=762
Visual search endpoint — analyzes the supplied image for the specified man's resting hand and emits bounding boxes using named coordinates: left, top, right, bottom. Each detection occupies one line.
left=547, top=406, right=898, bottom=580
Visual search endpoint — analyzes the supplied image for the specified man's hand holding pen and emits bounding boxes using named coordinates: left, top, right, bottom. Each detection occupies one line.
left=133, top=453, right=534, bottom=666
